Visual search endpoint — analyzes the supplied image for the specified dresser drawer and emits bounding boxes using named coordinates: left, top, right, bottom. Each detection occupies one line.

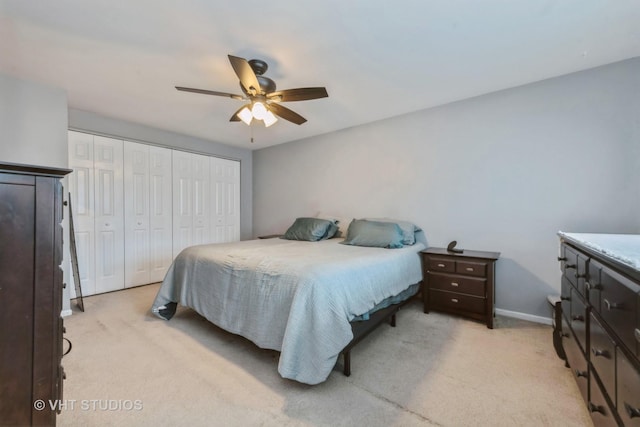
left=455, top=261, right=487, bottom=277
left=562, top=244, right=579, bottom=287
left=428, top=257, right=455, bottom=273
left=587, top=258, right=603, bottom=312
left=617, top=350, right=640, bottom=425
left=428, top=273, right=486, bottom=297
left=561, top=244, right=589, bottom=297
left=598, top=267, right=639, bottom=353
left=562, top=315, right=588, bottom=403
left=570, top=289, right=588, bottom=354
left=429, top=289, right=485, bottom=314
left=560, top=276, right=572, bottom=322
left=590, top=313, right=616, bottom=402
left=589, top=373, right=618, bottom=427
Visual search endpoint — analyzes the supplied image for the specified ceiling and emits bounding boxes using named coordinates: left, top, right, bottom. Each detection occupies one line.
left=2, top=1, right=639, bottom=150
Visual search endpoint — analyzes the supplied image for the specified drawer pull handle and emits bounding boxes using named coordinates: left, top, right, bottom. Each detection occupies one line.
left=465, top=267, right=474, bottom=272
left=575, top=273, right=587, bottom=279
left=585, top=281, right=602, bottom=291
left=451, top=298, right=459, bottom=303
left=557, top=256, right=567, bottom=262
left=588, top=403, right=606, bottom=414
left=450, top=282, right=459, bottom=287
left=634, top=328, right=640, bottom=344
left=624, top=402, right=640, bottom=419
left=437, top=263, right=445, bottom=268
left=591, top=348, right=610, bottom=359
left=562, top=332, right=570, bottom=338
left=575, top=369, right=587, bottom=378
left=571, top=315, right=584, bottom=322
left=560, top=295, right=571, bottom=301
left=565, top=264, right=576, bottom=270
left=604, top=299, right=621, bottom=310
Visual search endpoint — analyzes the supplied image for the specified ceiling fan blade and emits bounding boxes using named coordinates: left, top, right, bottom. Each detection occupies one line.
left=176, top=86, right=244, bottom=100
left=268, top=103, right=307, bottom=125
left=267, top=87, right=328, bottom=102
left=228, top=55, right=261, bottom=95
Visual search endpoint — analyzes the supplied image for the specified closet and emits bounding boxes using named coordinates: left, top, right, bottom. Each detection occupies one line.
left=68, top=130, right=241, bottom=296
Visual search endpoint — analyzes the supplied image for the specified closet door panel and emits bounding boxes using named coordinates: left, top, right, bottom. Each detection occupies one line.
left=68, top=131, right=96, bottom=296
left=226, top=159, right=240, bottom=242
left=93, top=136, right=124, bottom=294
left=148, top=146, right=172, bottom=282
left=192, top=153, right=210, bottom=245
left=172, top=151, right=193, bottom=257
left=211, top=157, right=240, bottom=243
left=124, top=142, right=150, bottom=287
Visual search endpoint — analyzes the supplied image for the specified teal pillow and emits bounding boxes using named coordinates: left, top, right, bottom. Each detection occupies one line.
left=283, top=217, right=335, bottom=241
left=365, top=218, right=421, bottom=245
left=341, top=219, right=404, bottom=249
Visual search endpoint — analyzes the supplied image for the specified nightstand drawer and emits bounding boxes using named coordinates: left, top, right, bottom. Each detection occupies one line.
left=428, top=257, right=455, bottom=273
left=456, top=261, right=487, bottom=277
left=428, top=273, right=486, bottom=297
left=430, top=289, right=485, bottom=314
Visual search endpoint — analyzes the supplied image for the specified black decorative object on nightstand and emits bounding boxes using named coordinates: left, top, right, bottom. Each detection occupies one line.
left=421, top=247, right=500, bottom=329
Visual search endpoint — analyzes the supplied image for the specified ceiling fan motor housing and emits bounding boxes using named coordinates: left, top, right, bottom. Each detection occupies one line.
left=239, top=59, right=276, bottom=94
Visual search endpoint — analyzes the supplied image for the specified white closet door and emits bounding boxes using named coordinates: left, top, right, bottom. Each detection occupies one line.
left=172, top=151, right=211, bottom=255
left=93, top=136, right=124, bottom=294
left=68, top=131, right=96, bottom=296
left=211, top=157, right=240, bottom=243
left=124, top=142, right=150, bottom=287
left=192, top=153, right=210, bottom=245
left=148, top=145, right=173, bottom=282
left=172, top=150, right=193, bottom=257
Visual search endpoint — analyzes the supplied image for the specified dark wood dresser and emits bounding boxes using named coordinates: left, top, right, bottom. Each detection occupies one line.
left=421, top=247, right=500, bottom=329
left=558, top=232, right=640, bottom=426
left=0, top=162, right=70, bottom=426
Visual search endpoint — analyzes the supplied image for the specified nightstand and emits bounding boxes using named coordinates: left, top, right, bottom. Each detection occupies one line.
left=421, top=247, right=500, bottom=329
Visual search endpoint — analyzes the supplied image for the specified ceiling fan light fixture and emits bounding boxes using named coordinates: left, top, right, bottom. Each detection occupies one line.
left=251, top=101, right=267, bottom=120
left=263, top=110, right=278, bottom=127
left=237, top=106, right=253, bottom=125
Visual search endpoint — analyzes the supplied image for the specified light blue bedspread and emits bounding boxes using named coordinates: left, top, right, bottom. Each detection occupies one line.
left=151, top=238, right=425, bottom=384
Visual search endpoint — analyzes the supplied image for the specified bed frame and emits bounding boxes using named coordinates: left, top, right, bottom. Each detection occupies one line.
left=340, top=287, right=419, bottom=376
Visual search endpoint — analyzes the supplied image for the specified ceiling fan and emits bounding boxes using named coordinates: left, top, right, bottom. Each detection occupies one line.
left=176, top=55, right=328, bottom=127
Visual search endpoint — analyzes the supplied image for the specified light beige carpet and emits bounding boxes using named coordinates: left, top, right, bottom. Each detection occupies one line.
left=58, top=284, right=592, bottom=426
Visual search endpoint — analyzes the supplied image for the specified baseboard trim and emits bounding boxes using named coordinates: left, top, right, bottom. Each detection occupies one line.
left=61, top=309, right=73, bottom=318
left=495, top=308, right=552, bottom=326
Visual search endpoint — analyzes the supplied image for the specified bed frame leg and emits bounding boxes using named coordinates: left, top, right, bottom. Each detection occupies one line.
left=343, top=351, right=351, bottom=376
left=390, top=313, right=396, bottom=327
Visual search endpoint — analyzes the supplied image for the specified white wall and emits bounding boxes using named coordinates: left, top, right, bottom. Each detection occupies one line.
left=253, top=57, right=640, bottom=319
left=0, top=73, right=68, bottom=167
left=68, top=109, right=253, bottom=240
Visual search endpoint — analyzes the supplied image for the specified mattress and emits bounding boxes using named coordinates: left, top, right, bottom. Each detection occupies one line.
left=151, top=237, right=425, bottom=384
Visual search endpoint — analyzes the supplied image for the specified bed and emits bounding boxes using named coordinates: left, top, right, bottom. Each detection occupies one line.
left=151, top=218, right=425, bottom=384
